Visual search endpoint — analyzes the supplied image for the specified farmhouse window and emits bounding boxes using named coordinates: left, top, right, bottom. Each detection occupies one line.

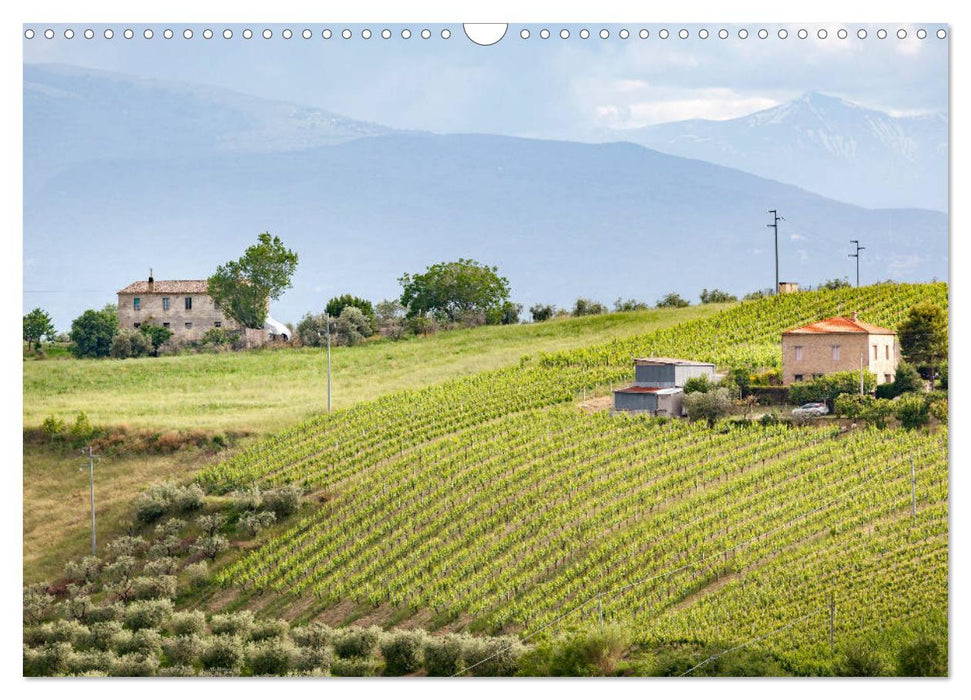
left=794, top=346, right=803, bottom=362
left=185, top=297, right=193, bottom=310
left=133, top=322, right=140, bottom=329
left=873, top=344, right=878, bottom=360
left=133, top=297, right=140, bottom=311
left=885, top=374, right=892, bottom=383
left=163, top=297, right=170, bottom=311
left=831, top=345, right=840, bottom=361
left=185, top=322, right=193, bottom=329
left=794, top=374, right=804, bottom=382
left=885, top=345, right=890, bottom=360
left=163, top=322, right=170, bottom=328
left=215, top=322, right=222, bottom=328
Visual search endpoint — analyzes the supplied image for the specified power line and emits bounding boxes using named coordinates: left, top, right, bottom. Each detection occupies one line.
left=849, top=241, right=866, bottom=287
left=767, top=210, right=784, bottom=294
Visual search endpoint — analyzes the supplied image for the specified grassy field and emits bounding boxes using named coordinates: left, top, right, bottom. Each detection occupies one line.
left=23, top=305, right=727, bottom=583
left=23, top=305, right=730, bottom=434
left=195, top=283, right=948, bottom=674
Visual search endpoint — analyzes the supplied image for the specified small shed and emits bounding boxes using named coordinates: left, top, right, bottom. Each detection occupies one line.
left=612, top=386, right=684, bottom=416
left=633, top=357, right=716, bottom=388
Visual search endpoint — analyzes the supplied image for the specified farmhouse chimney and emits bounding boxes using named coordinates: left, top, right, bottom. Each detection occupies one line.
left=851, top=311, right=858, bottom=322
left=148, top=268, right=154, bottom=293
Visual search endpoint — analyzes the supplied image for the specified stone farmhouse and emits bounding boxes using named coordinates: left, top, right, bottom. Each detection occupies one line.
left=781, top=312, right=898, bottom=386
left=613, top=357, right=716, bottom=416
left=117, top=272, right=289, bottom=344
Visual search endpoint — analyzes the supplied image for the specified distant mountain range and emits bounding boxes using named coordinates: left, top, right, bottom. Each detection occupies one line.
left=23, top=65, right=947, bottom=330
left=604, top=92, right=947, bottom=212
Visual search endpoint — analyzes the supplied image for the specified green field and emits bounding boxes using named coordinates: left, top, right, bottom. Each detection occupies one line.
left=22, top=283, right=949, bottom=675
left=198, top=283, right=948, bottom=674
left=23, top=304, right=729, bottom=434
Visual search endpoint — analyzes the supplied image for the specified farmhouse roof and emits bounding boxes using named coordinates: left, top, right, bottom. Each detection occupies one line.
left=613, top=386, right=683, bottom=395
left=117, top=280, right=208, bottom=294
left=782, top=315, right=895, bottom=335
left=632, top=357, right=715, bottom=366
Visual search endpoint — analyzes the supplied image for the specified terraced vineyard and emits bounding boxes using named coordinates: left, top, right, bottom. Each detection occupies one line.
left=198, top=283, right=948, bottom=673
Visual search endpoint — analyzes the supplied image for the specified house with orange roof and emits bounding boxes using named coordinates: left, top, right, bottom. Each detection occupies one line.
left=781, top=312, right=899, bottom=386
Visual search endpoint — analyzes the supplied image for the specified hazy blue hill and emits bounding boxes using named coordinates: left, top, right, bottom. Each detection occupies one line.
left=25, top=131, right=947, bottom=329
left=606, top=92, right=947, bottom=211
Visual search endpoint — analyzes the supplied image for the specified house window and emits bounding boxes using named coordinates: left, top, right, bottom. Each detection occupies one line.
left=885, top=345, right=890, bottom=360
left=133, top=297, right=140, bottom=311
left=831, top=345, right=841, bottom=361
left=185, top=297, right=193, bottom=310
left=163, top=297, right=170, bottom=311
left=885, top=374, right=892, bottom=383
left=162, top=322, right=170, bottom=328
left=185, top=322, right=193, bottom=329
left=794, top=374, right=804, bottom=382
left=214, top=321, right=222, bottom=328
left=794, top=346, right=803, bottom=362
left=133, top=322, right=141, bottom=329
left=873, top=344, right=878, bottom=360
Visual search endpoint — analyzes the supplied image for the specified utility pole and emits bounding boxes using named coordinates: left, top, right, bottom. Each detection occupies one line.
left=767, top=210, right=784, bottom=294
left=849, top=240, right=865, bottom=287
left=80, top=446, right=99, bottom=555
left=325, top=313, right=332, bottom=412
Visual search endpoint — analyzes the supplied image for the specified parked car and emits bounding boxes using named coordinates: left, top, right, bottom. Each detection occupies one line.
left=792, top=402, right=830, bottom=417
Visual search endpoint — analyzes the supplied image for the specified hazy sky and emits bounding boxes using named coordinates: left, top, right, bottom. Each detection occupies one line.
left=23, top=22, right=949, bottom=137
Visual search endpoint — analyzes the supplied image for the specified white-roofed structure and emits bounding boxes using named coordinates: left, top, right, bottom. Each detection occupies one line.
left=263, top=315, right=291, bottom=341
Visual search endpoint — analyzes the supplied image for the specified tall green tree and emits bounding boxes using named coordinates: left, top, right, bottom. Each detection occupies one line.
left=69, top=306, right=118, bottom=358
left=139, top=323, right=173, bottom=357
left=898, top=302, right=947, bottom=380
left=207, top=232, right=299, bottom=329
left=23, top=308, right=55, bottom=350
left=325, top=294, right=375, bottom=330
left=398, top=259, right=511, bottom=324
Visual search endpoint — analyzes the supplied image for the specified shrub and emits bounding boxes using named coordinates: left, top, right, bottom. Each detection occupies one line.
left=895, top=393, right=930, bottom=430
left=614, top=298, right=648, bottom=312
left=135, top=482, right=205, bottom=524
left=262, top=485, right=304, bottom=518
left=109, top=653, right=159, bottom=677
left=230, top=486, right=264, bottom=512
left=107, top=536, right=148, bottom=559
left=238, top=509, right=277, bottom=537
left=158, top=665, right=196, bottom=677
left=210, top=610, right=255, bottom=638
left=184, top=561, right=210, bottom=589
left=170, top=610, right=208, bottom=636
left=572, top=298, right=607, bottom=316
left=293, top=644, right=334, bottom=674
left=113, top=628, right=163, bottom=657
left=87, top=621, right=124, bottom=650
left=110, top=329, right=152, bottom=359
left=250, top=618, right=290, bottom=642
left=683, top=388, right=733, bottom=427
left=334, top=625, right=381, bottom=659
left=143, top=556, right=180, bottom=577
left=424, top=635, right=465, bottom=676
left=291, top=622, right=334, bottom=649
left=246, top=639, right=297, bottom=675
left=130, top=575, right=177, bottom=601
left=334, top=306, right=374, bottom=346
left=86, top=603, right=123, bottom=624
left=25, top=642, right=74, bottom=676
left=199, top=635, right=245, bottom=671
left=173, top=483, right=206, bottom=511
left=656, top=292, right=690, bottom=308
left=41, top=414, right=65, bottom=443
left=789, top=371, right=876, bottom=407
left=462, top=635, right=525, bottom=677
left=380, top=629, right=427, bottom=675
left=192, top=534, right=229, bottom=560
left=162, top=634, right=203, bottom=667
left=124, top=599, right=173, bottom=631
left=929, top=398, right=948, bottom=424
left=331, top=657, right=380, bottom=677
left=548, top=625, right=629, bottom=676
left=682, top=375, right=714, bottom=394
left=46, top=618, right=90, bottom=646
left=835, top=643, right=889, bottom=676
left=69, top=307, right=118, bottom=359
left=23, top=583, right=55, bottom=625
left=68, top=649, right=114, bottom=675
left=529, top=303, right=556, bottom=322
left=896, top=636, right=946, bottom=676
left=699, top=288, right=737, bottom=304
